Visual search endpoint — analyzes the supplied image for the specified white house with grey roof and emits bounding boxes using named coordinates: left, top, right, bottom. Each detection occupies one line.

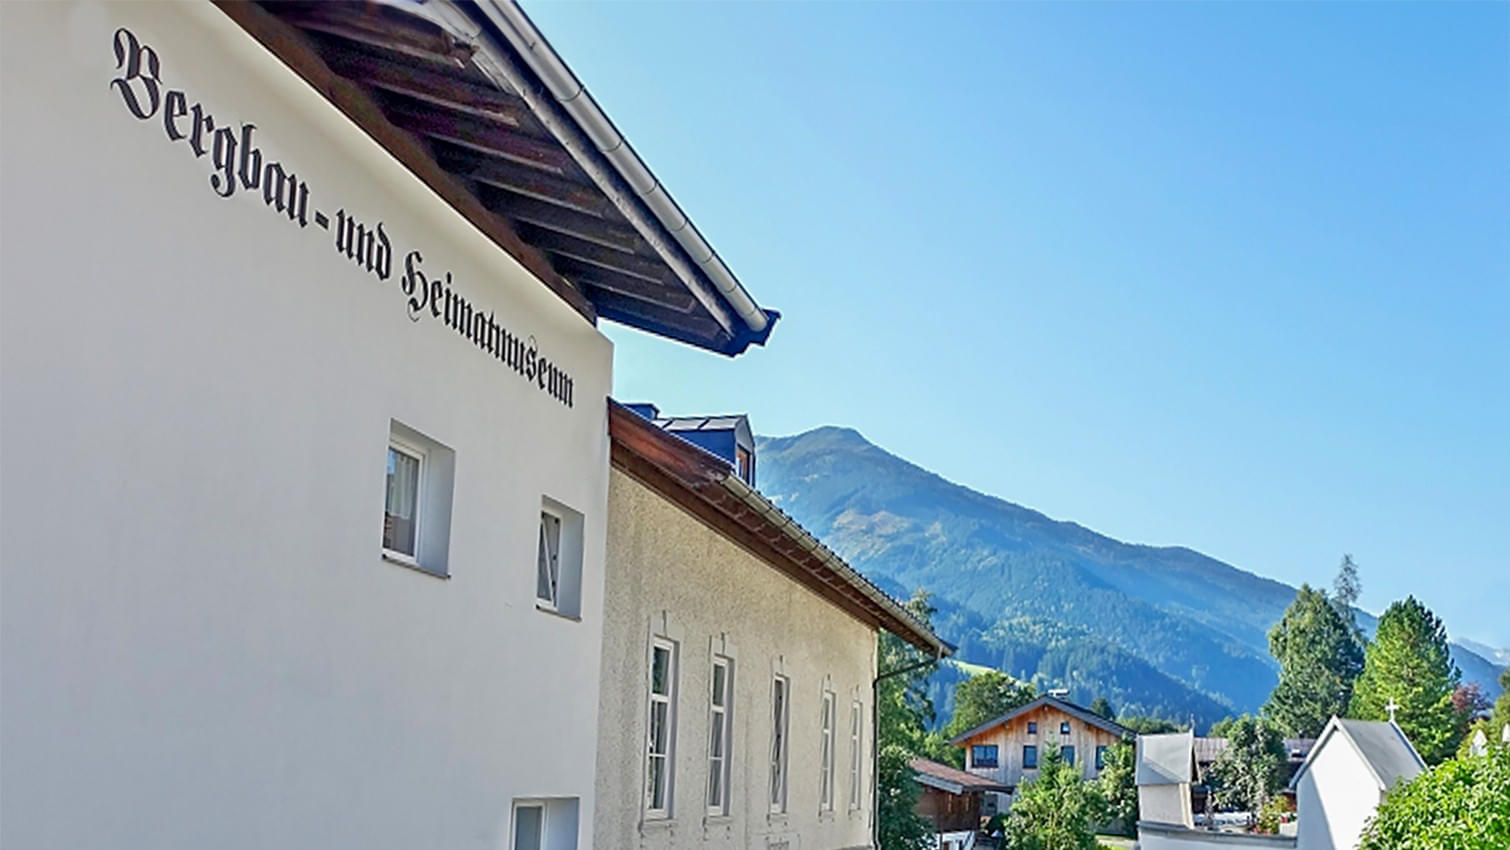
left=1290, top=716, right=1424, bottom=850
left=1134, top=715, right=1425, bottom=850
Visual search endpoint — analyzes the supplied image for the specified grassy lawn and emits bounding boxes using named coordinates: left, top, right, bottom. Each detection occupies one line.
left=1095, top=835, right=1136, bottom=849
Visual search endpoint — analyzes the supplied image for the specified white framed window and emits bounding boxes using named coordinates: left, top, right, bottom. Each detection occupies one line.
left=383, top=441, right=424, bottom=562
left=381, top=421, right=454, bottom=576
left=707, top=655, right=734, bottom=815
left=537, top=510, right=562, bottom=609
left=769, top=674, right=790, bottom=813
left=848, top=700, right=863, bottom=810
left=510, top=800, right=545, bottom=850
left=819, top=690, right=836, bottom=811
left=510, top=798, right=578, bottom=850
left=646, top=637, right=677, bottom=817
left=535, top=496, right=584, bottom=618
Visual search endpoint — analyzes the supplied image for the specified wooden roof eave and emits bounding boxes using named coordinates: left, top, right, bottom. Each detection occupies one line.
left=213, top=0, right=596, bottom=322
left=218, top=2, right=778, bottom=355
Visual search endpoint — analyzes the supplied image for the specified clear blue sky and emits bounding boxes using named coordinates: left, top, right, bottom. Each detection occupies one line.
left=525, top=1, right=1510, bottom=647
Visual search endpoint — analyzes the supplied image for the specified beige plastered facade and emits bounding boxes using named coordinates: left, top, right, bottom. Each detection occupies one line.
left=595, top=469, right=877, bottom=850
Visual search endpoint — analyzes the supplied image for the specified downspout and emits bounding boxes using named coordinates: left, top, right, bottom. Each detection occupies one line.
left=871, top=644, right=945, bottom=850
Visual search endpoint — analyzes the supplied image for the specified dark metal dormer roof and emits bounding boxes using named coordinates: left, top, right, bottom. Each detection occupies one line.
left=656, top=415, right=754, bottom=444
left=223, top=0, right=778, bottom=356
left=654, top=414, right=755, bottom=485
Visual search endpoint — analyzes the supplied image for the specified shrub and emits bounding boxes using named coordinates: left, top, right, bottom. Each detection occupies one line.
left=1358, top=748, right=1510, bottom=850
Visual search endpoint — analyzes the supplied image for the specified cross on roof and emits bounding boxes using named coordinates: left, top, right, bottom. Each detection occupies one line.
left=1385, top=698, right=1399, bottom=724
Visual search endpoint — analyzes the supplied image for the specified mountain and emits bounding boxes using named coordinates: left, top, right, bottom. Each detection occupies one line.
left=1459, top=638, right=1510, bottom=669
left=756, top=426, right=1504, bottom=730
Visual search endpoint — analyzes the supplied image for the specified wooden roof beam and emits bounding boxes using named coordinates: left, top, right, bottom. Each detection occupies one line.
left=590, top=291, right=729, bottom=348
left=277, top=3, right=474, bottom=68
left=435, top=147, right=614, bottom=218
left=557, top=260, right=695, bottom=312
left=502, top=199, right=645, bottom=255
left=382, top=100, right=578, bottom=175
left=320, top=51, right=539, bottom=132
left=520, top=227, right=667, bottom=281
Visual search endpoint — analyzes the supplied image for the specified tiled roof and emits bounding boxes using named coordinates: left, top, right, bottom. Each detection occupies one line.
left=909, top=758, right=1014, bottom=794
left=1194, top=736, right=1315, bottom=766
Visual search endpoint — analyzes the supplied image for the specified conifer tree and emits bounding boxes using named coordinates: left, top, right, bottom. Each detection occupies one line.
left=1263, top=584, right=1363, bottom=737
left=1005, top=744, right=1105, bottom=850
left=1089, top=696, right=1115, bottom=721
left=1331, top=554, right=1365, bottom=644
left=1349, top=596, right=1462, bottom=763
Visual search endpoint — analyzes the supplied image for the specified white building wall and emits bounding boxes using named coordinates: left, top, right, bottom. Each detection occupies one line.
left=1137, top=822, right=1294, bottom=850
left=1295, top=740, right=1382, bottom=850
left=1, top=3, right=612, bottom=849
left=1138, top=783, right=1194, bottom=827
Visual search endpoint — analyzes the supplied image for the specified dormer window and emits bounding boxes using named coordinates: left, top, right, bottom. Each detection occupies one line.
left=650, top=409, right=755, bottom=486
left=735, top=446, right=754, bottom=485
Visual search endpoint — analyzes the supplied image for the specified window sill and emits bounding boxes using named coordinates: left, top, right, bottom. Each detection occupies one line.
left=639, top=816, right=675, bottom=834
left=535, top=602, right=581, bottom=622
left=766, top=812, right=788, bottom=826
left=818, top=810, right=835, bottom=822
left=381, top=551, right=449, bottom=579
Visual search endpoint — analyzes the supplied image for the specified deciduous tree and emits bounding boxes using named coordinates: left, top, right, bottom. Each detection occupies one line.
left=878, top=744, right=934, bottom=850
left=1120, top=716, right=1182, bottom=734
left=1263, top=584, right=1364, bottom=737
left=1359, top=747, right=1510, bottom=850
left=877, top=590, right=942, bottom=849
left=1490, top=668, right=1510, bottom=741
left=1349, top=596, right=1462, bottom=763
left=943, top=670, right=1037, bottom=741
left=1207, top=714, right=1288, bottom=816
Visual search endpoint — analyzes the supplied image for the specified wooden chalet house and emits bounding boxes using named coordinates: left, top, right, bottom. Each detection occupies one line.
left=950, top=694, right=1131, bottom=808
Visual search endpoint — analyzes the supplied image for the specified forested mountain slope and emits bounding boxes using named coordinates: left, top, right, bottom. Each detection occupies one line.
left=757, top=426, right=1503, bottom=728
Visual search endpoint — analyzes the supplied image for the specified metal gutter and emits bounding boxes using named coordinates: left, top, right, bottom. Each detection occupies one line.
left=481, top=0, right=771, bottom=338
left=720, top=474, right=953, bottom=656
left=386, top=0, right=776, bottom=352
